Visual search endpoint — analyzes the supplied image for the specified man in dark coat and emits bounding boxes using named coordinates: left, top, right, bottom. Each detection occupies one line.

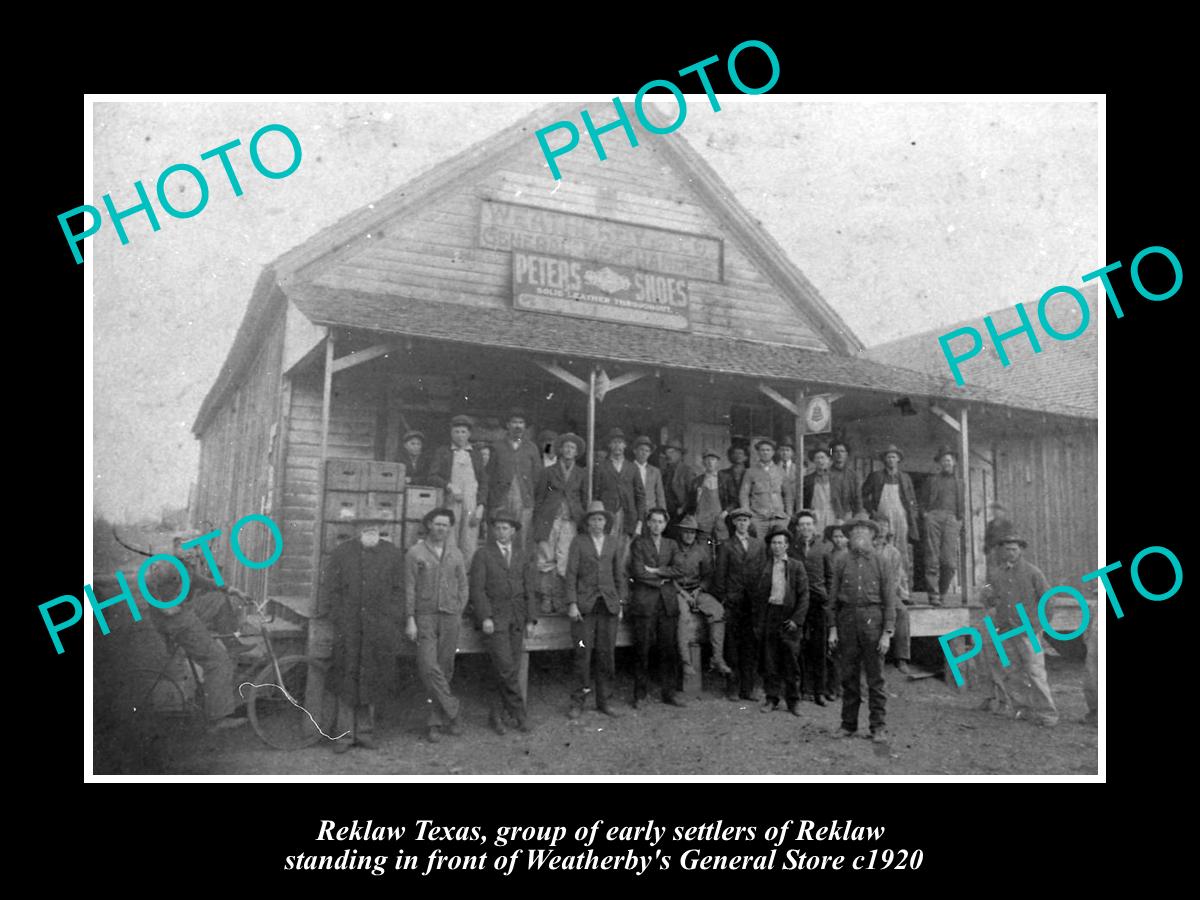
left=470, top=510, right=538, bottom=734
left=398, top=430, right=430, bottom=484
left=628, top=508, right=687, bottom=708
left=661, top=438, right=694, bottom=524
left=486, top=409, right=542, bottom=550
left=317, top=513, right=406, bottom=752
left=829, top=519, right=898, bottom=743
left=565, top=501, right=627, bottom=718
left=788, top=509, right=830, bottom=705
left=531, top=433, right=588, bottom=568
left=718, top=444, right=750, bottom=513
left=714, top=507, right=767, bottom=701
left=593, top=428, right=644, bottom=540
left=756, top=526, right=810, bottom=716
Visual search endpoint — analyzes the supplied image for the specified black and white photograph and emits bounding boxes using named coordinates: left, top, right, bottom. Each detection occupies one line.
left=86, top=96, right=1101, bottom=778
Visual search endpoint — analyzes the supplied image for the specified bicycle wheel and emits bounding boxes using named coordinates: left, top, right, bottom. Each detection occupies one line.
left=245, top=655, right=339, bottom=750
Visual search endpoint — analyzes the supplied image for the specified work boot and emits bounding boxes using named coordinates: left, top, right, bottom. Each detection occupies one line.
left=516, top=715, right=534, bottom=734
left=445, top=717, right=464, bottom=737
left=760, top=698, right=778, bottom=714
left=787, top=702, right=802, bottom=717
left=663, top=694, right=688, bottom=708
left=567, top=705, right=582, bottom=720
left=597, top=703, right=623, bottom=718
left=489, top=711, right=507, bottom=736
left=355, top=733, right=378, bottom=750
left=814, top=694, right=827, bottom=707
left=896, top=660, right=912, bottom=676
left=831, top=726, right=855, bottom=739
left=870, top=728, right=889, bottom=744
left=426, top=726, right=442, bottom=744
left=708, top=622, right=733, bottom=675
left=929, top=594, right=944, bottom=608
left=332, top=736, right=353, bottom=754
left=681, top=660, right=697, bottom=677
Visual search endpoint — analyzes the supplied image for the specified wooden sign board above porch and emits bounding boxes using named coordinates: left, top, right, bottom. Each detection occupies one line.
left=512, top=249, right=692, bottom=332
left=480, top=200, right=723, bottom=283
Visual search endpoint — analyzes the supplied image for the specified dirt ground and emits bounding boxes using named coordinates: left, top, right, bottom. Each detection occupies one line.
left=91, top=523, right=1098, bottom=777
left=94, top=648, right=1098, bottom=776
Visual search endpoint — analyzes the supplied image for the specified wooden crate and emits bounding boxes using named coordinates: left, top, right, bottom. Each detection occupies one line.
left=365, top=461, right=405, bottom=492
left=362, top=491, right=401, bottom=521
left=323, top=491, right=363, bottom=521
left=405, top=486, right=442, bottom=520
left=325, top=459, right=366, bottom=491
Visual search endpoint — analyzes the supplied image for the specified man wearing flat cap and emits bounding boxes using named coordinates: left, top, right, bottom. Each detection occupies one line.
left=405, top=507, right=469, bottom=743
left=828, top=518, right=897, bottom=742
left=862, top=444, right=919, bottom=589
left=470, top=510, right=538, bottom=734
left=532, top=432, right=588, bottom=578
left=923, top=447, right=966, bottom=607
left=715, top=507, right=768, bottom=701
left=428, top=415, right=489, bottom=568
left=979, top=534, right=1059, bottom=727
left=741, top=437, right=794, bottom=539
left=686, top=449, right=728, bottom=543
left=487, top=409, right=541, bottom=551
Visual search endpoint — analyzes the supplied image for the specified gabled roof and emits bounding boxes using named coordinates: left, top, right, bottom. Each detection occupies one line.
left=863, top=284, right=1098, bottom=418
left=195, top=103, right=867, bottom=434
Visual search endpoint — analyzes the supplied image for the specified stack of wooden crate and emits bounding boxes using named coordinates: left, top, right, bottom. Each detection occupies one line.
left=322, top=458, right=443, bottom=553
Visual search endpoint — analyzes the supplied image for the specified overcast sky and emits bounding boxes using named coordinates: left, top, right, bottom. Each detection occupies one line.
left=91, top=98, right=1097, bottom=521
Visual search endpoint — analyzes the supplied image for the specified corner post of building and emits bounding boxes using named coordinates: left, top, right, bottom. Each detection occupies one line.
left=587, top=366, right=597, bottom=503
left=304, top=330, right=336, bottom=714
left=794, top=389, right=806, bottom=481
left=959, top=404, right=973, bottom=608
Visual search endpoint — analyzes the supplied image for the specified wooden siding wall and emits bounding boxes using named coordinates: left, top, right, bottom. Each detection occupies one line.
left=311, top=108, right=829, bottom=351
left=193, top=310, right=286, bottom=598
left=271, top=367, right=379, bottom=602
left=993, top=424, right=1098, bottom=589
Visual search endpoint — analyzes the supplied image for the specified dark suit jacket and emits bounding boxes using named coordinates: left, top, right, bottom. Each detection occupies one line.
left=427, top=444, right=490, bottom=507
left=717, top=466, right=747, bottom=511
left=398, top=449, right=430, bottom=484
left=532, top=461, right=587, bottom=542
left=469, top=540, right=536, bottom=626
left=628, top=534, right=683, bottom=617
left=788, top=536, right=829, bottom=631
left=752, top=556, right=810, bottom=629
left=565, top=533, right=625, bottom=614
left=663, top=461, right=694, bottom=519
left=594, top=458, right=644, bottom=535
left=861, top=469, right=920, bottom=539
left=803, top=469, right=863, bottom=520
left=487, top=436, right=541, bottom=511
left=714, top=534, right=767, bottom=606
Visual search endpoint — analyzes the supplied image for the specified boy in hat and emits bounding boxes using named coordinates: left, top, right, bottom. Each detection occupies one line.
left=404, top=507, right=470, bottom=743
left=755, top=526, right=810, bottom=716
left=470, top=510, right=538, bottom=735
left=487, top=408, right=541, bottom=550
left=398, top=430, right=428, bottom=484
left=715, top=507, right=768, bottom=700
left=532, top=433, right=588, bottom=580
left=741, top=437, right=793, bottom=539
left=687, top=449, right=728, bottom=542
left=923, top=447, right=965, bottom=607
left=320, top=510, right=406, bottom=752
left=979, top=534, right=1059, bottom=726
left=801, top=443, right=837, bottom=536
left=565, top=501, right=626, bottom=719
left=671, top=515, right=733, bottom=678
left=862, top=444, right=919, bottom=588
left=828, top=518, right=897, bottom=742
left=427, top=415, right=489, bottom=568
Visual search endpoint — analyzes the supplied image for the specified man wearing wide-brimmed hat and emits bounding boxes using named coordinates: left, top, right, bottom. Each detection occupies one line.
left=532, top=432, right=588, bottom=579
left=671, top=515, right=732, bottom=677
left=594, top=427, right=644, bottom=546
left=828, top=518, right=897, bottom=743
left=404, top=507, right=469, bottom=743
left=487, top=408, right=541, bottom=551
left=564, top=501, right=626, bottom=719
left=861, top=443, right=919, bottom=585
left=801, top=443, right=837, bottom=537
left=427, top=414, right=489, bottom=568
left=788, top=509, right=830, bottom=705
left=715, top=506, right=768, bottom=700
left=754, top=525, right=810, bottom=716
left=470, top=509, right=538, bottom=735
left=922, top=446, right=966, bottom=607
left=978, top=534, right=1059, bottom=727
left=740, top=437, right=794, bottom=539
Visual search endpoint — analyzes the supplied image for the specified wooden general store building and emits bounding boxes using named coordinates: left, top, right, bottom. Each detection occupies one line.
left=191, top=103, right=1097, bottom=676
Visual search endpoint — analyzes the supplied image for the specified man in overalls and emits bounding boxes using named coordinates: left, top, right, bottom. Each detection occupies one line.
left=862, top=444, right=919, bottom=597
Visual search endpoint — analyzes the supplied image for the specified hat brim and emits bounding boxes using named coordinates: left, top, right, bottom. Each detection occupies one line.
left=489, top=516, right=522, bottom=531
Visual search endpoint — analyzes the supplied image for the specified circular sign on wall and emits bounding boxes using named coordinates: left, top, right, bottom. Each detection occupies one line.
left=804, top=396, right=831, bottom=434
